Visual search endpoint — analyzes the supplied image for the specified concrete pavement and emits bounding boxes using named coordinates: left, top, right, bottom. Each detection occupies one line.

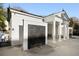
left=0, top=36, right=79, bottom=56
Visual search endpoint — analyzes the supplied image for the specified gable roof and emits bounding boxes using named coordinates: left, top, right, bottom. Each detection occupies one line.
left=45, top=10, right=69, bottom=20
left=10, top=8, right=43, bottom=17
left=8, top=7, right=69, bottom=20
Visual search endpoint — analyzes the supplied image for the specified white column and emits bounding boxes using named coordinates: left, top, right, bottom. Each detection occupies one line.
left=45, top=24, right=48, bottom=45
left=52, top=21, right=56, bottom=43
left=23, top=21, right=28, bottom=50
left=67, top=22, right=69, bottom=39
left=58, top=22, right=62, bottom=41
left=67, top=26, right=69, bottom=39
left=64, top=21, right=69, bottom=40
left=63, top=21, right=66, bottom=40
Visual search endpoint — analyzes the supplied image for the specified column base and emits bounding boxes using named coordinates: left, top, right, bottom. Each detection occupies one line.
left=58, top=35, right=62, bottom=42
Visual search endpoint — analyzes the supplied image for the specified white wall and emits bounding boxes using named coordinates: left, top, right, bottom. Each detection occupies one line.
left=44, top=13, right=63, bottom=35
left=10, top=9, right=47, bottom=50
left=54, top=15, right=63, bottom=36
left=23, top=20, right=47, bottom=50
left=44, top=15, right=55, bottom=22
left=44, top=12, right=65, bottom=42
left=11, top=12, right=23, bottom=45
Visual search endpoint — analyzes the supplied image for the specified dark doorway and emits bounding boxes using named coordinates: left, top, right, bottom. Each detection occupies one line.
left=48, top=23, right=53, bottom=39
left=55, top=21, right=59, bottom=41
left=28, top=24, right=45, bottom=49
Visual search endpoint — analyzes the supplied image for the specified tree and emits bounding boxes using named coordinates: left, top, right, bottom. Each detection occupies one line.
left=69, top=18, right=74, bottom=27
left=69, top=17, right=79, bottom=35
left=0, top=4, right=6, bottom=31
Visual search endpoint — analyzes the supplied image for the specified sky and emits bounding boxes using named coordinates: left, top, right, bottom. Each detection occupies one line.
left=3, top=3, right=79, bottom=18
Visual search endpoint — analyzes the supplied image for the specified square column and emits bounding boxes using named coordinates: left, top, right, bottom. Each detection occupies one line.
left=63, top=21, right=66, bottom=40
left=45, top=24, right=48, bottom=45
left=66, top=23, right=69, bottom=39
left=67, top=22, right=69, bottom=39
left=63, top=24, right=66, bottom=40
left=23, top=23, right=28, bottom=50
left=63, top=24, right=67, bottom=40
left=58, top=22, right=62, bottom=41
left=52, top=21, right=56, bottom=43
left=63, top=21, right=69, bottom=40
left=67, top=26, right=69, bottom=39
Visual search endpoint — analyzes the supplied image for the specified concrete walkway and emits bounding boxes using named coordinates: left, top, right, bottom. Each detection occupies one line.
left=0, top=37, right=79, bottom=56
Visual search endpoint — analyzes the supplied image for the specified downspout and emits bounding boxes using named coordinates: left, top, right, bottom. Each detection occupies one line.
left=7, top=6, right=11, bottom=43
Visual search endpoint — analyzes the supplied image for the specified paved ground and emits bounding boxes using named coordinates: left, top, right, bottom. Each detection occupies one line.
left=0, top=36, right=79, bottom=56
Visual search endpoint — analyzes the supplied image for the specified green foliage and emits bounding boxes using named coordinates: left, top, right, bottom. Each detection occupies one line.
left=69, top=17, right=79, bottom=35
left=0, top=4, right=6, bottom=31
left=69, top=18, right=74, bottom=27
left=74, top=23, right=79, bottom=29
left=73, top=23, right=79, bottom=35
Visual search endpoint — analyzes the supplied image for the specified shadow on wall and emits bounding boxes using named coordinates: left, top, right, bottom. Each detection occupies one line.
left=28, top=35, right=45, bottom=49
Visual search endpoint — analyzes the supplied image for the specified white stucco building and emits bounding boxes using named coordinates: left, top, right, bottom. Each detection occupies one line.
left=8, top=8, right=47, bottom=50
left=7, top=8, right=69, bottom=50
left=44, top=10, right=69, bottom=43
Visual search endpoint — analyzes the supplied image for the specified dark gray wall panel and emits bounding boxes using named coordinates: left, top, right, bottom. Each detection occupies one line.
left=28, top=24, right=45, bottom=49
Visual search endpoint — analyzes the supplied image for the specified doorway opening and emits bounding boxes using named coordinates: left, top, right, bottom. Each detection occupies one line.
left=55, top=21, right=59, bottom=41
left=48, top=23, right=53, bottom=39
left=28, top=24, right=45, bottom=49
